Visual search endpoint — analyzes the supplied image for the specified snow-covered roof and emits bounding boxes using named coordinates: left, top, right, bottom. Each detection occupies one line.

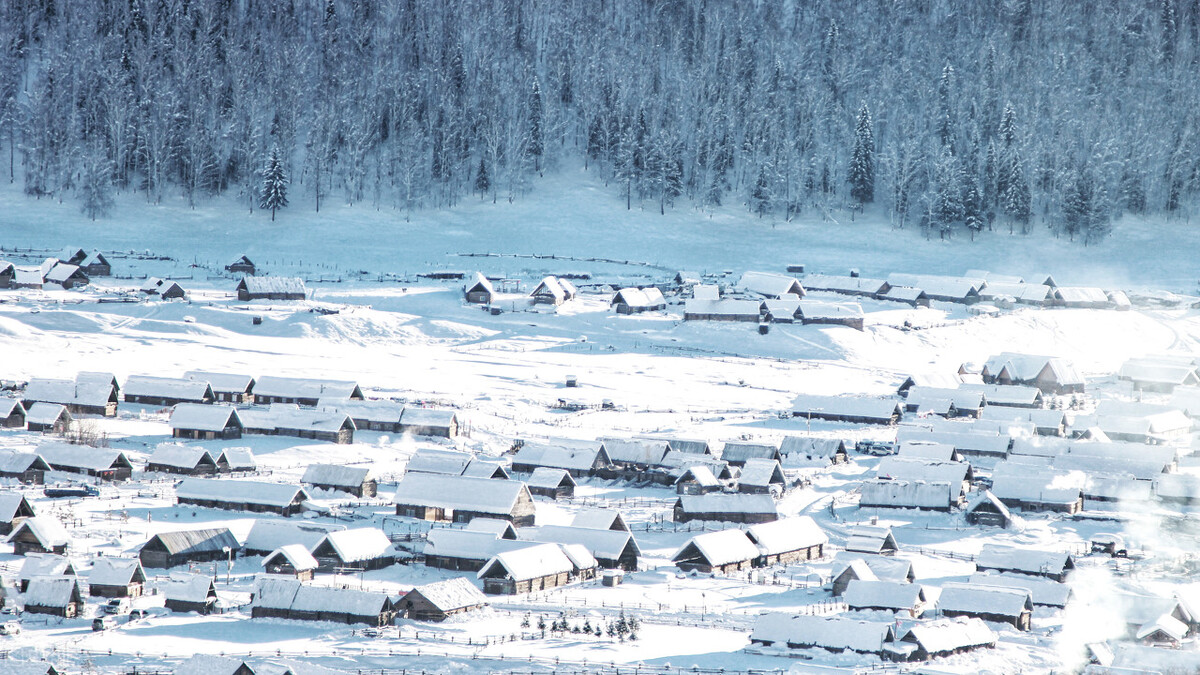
left=530, top=276, right=574, bottom=303
left=844, top=526, right=898, bottom=555
left=1119, top=360, right=1199, bottom=386
left=24, top=377, right=114, bottom=408
left=978, top=406, right=1066, bottom=429
left=13, top=267, right=42, bottom=286
left=251, top=576, right=302, bottom=611
left=778, top=436, right=845, bottom=460
left=0, top=451, right=48, bottom=474
left=44, top=262, right=84, bottom=284
left=238, top=276, right=306, bottom=296
left=263, top=544, right=319, bottom=572
left=318, top=397, right=403, bottom=424
left=844, top=579, right=925, bottom=610
left=1055, top=286, right=1110, bottom=303
left=148, top=444, right=216, bottom=470
left=478, top=542, right=575, bottom=581
left=719, top=441, right=779, bottom=463
left=18, top=553, right=73, bottom=581
left=762, top=298, right=800, bottom=318
left=184, top=371, right=255, bottom=394
left=886, top=273, right=982, bottom=299
left=124, top=375, right=213, bottom=401
left=88, top=557, right=144, bottom=587
left=520, top=525, right=639, bottom=560
left=406, top=449, right=473, bottom=476
left=991, top=461, right=1083, bottom=505
left=39, top=444, right=130, bottom=472
left=253, top=376, right=360, bottom=400
left=738, top=271, right=804, bottom=298
left=0, top=491, right=31, bottom=521
left=877, top=457, right=970, bottom=485
left=0, top=398, right=23, bottom=417
left=982, top=353, right=1084, bottom=386
left=1154, top=473, right=1200, bottom=501
left=243, top=520, right=342, bottom=553
left=905, top=386, right=984, bottom=412
left=960, top=383, right=1045, bottom=406
left=900, top=617, right=996, bottom=653
left=23, top=576, right=80, bottom=608
left=675, top=465, right=720, bottom=487
left=612, top=287, right=665, bottom=308
left=692, top=284, right=720, bottom=300
left=833, top=552, right=914, bottom=582
left=407, top=577, right=488, bottom=612
left=976, top=545, right=1073, bottom=577
left=392, top=473, right=530, bottom=515
left=936, top=582, right=1031, bottom=618
left=24, top=402, right=68, bottom=425
left=465, top=272, right=495, bottom=295
left=423, top=529, right=529, bottom=560
left=159, top=573, right=216, bottom=603
left=801, top=273, right=888, bottom=295
left=217, top=447, right=256, bottom=471
left=882, top=285, right=927, bottom=301
left=526, top=467, right=575, bottom=489
left=965, top=490, right=1011, bottom=520
left=967, top=572, right=1071, bottom=607
left=751, top=613, right=893, bottom=653
left=898, top=441, right=958, bottom=462
left=173, top=655, right=250, bottom=675
left=738, top=458, right=785, bottom=487
left=745, top=516, right=827, bottom=555
left=859, top=479, right=956, bottom=509
left=242, top=404, right=356, bottom=434
left=292, top=584, right=392, bottom=616
left=672, top=529, right=760, bottom=567
left=676, top=493, right=778, bottom=516
left=571, top=508, right=628, bottom=532
left=683, top=298, right=762, bottom=318
left=314, top=528, right=392, bottom=563
left=175, top=478, right=309, bottom=508
left=898, top=428, right=1012, bottom=456
left=797, top=300, right=864, bottom=321
left=167, top=404, right=241, bottom=432
left=464, top=518, right=517, bottom=538
left=142, top=528, right=238, bottom=556
left=1136, top=613, right=1188, bottom=641
left=791, top=394, right=901, bottom=421
left=600, top=438, right=669, bottom=465
left=512, top=441, right=605, bottom=471
left=978, top=282, right=1053, bottom=303
left=400, top=407, right=458, bottom=428
left=461, top=459, right=508, bottom=479
left=301, top=464, right=372, bottom=488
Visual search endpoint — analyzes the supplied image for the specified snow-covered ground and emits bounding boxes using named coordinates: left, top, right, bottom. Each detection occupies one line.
left=1, top=177, right=1200, bottom=674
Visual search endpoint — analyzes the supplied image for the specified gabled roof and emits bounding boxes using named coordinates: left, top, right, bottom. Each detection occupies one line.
left=289, top=584, right=391, bottom=616
left=423, top=529, right=529, bottom=560
left=44, top=262, right=85, bottom=284
left=313, top=528, right=392, bottom=563
left=745, top=516, right=827, bottom=555
left=512, top=442, right=606, bottom=471
left=844, top=579, right=925, bottom=610
left=465, top=272, right=495, bottom=295
left=19, top=553, right=74, bottom=582
left=88, top=558, right=145, bottom=587
left=990, top=461, right=1083, bottom=505
left=900, top=617, right=996, bottom=654
left=976, top=545, right=1073, bottom=577
left=526, top=467, right=575, bottom=490
left=937, top=582, right=1031, bottom=618
left=738, top=271, right=805, bottom=298
left=833, top=552, right=914, bottom=582
left=530, top=276, right=575, bottom=302
left=242, top=404, right=356, bottom=434
left=24, top=377, right=115, bottom=408
left=844, top=526, right=898, bottom=555
left=464, top=518, right=518, bottom=538
left=751, top=613, right=893, bottom=653
left=142, top=528, right=238, bottom=556
left=318, top=398, right=403, bottom=424
left=859, top=479, right=955, bottom=509
left=739, top=458, right=785, bottom=487
left=243, top=520, right=342, bottom=553
left=175, top=478, right=309, bottom=508
left=801, top=273, right=888, bottom=295
left=967, top=572, right=1071, bottom=607
left=0, top=491, right=33, bottom=521
left=400, top=407, right=458, bottom=428
left=253, top=376, right=361, bottom=400
left=886, top=273, right=983, bottom=299
left=720, top=442, right=780, bottom=463
left=672, top=529, right=759, bottom=567
left=168, top=404, right=242, bottom=432
left=982, top=353, right=1084, bottom=386
left=791, top=394, right=901, bottom=421
left=683, top=298, right=762, bottom=318
left=675, top=465, right=719, bottom=487
left=797, top=300, right=864, bottom=321
left=237, top=276, right=306, bottom=296
left=25, top=402, right=69, bottom=425
left=392, top=474, right=530, bottom=515
left=0, top=398, right=23, bottom=417
left=125, top=375, right=213, bottom=401
left=8, top=516, right=69, bottom=548
left=520, top=525, right=639, bottom=560
left=876, top=457, right=971, bottom=486
left=612, top=287, right=665, bottom=308
left=160, top=573, right=216, bottom=603
left=478, top=542, right=575, bottom=581
left=301, top=464, right=372, bottom=488
left=779, top=436, right=845, bottom=459
left=0, top=451, right=50, bottom=474
left=405, top=449, right=473, bottom=476
left=217, top=448, right=256, bottom=471
left=23, top=576, right=81, bottom=607
left=600, top=438, right=669, bottom=465
left=571, top=508, right=629, bottom=532
left=184, top=371, right=255, bottom=394
left=406, top=577, right=488, bottom=613
left=263, top=544, right=320, bottom=572
left=676, top=493, right=778, bottom=516
left=965, top=490, right=1011, bottom=521
left=149, top=445, right=216, bottom=470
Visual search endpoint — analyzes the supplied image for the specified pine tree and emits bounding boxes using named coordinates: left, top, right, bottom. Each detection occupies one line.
left=1004, top=160, right=1032, bottom=233
left=79, top=151, right=114, bottom=221
left=259, top=145, right=289, bottom=221
left=750, top=163, right=772, bottom=217
left=848, top=103, right=875, bottom=204
left=526, top=78, right=544, bottom=173
left=962, top=169, right=984, bottom=240
left=930, top=148, right=963, bottom=239
left=474, top=156, right=490, bottom=197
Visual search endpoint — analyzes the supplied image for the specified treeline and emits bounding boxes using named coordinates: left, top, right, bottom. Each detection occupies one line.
left=1, top=0, right=1197, bottom=243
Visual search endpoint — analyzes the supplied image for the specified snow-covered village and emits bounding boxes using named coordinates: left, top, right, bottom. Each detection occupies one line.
left=5, top=1, right=1200, bottom=674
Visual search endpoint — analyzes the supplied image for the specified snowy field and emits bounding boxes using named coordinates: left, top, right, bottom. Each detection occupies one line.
left=1, top=176, right=1200, bottom=674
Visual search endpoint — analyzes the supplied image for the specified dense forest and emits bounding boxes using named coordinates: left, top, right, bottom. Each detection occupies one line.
left=1, top=0, right=1196, bottom=243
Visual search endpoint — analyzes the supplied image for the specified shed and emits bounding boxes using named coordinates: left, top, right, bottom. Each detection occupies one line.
left=301, top=464, right=377, bottom=497
left=147, top=445, right=219, bottom=475
left=242, top=404, right=357, bottom=444
left=0, top=260, right=12, bottom=288
left=175, top=478, right=310, bottom=516
left=720, top=441, right=781, bottom=466
left=262, top=545, right=319, bottom=581
left=674, top=465, right=721, bottom=494
left=236, top=276, right=306, bottom=301
left=226, top=255, right=256, bottom=275
left=0, top=398, right=26, bottom=428
left=844, top=526, right=899, bottom=556
left=797, top=300, right=865, bottom=331
left=571, top=508, right=630, bottom=532
left=124, top=375, right=214, bottom=406
left=168, top=404, right=244, bottom=441
left=161, top=574, right=218, bottom=614
left=22, top=576, right=83, bottom=617
left=683, top=298, right=762, bottom=322
left=216, top=447, right=256, bottom=473
left=8, top=516, right=70, bottom=556
left=745, top=516, right=827, bottom=566
left=612, top=287, right=666, bottom=313
left=885, top=273, right=982, bottom=304
left=478, top=543, right=576, bottom=594
left=87, top=558, right=147, bottom=598
left=965, top=491, right=1013, bottom=528
left=525, top=468, right=576, bottom=499
left=1119, top=360, right=1200, bottom=393
left=139, top=527, right=239, bottom=568
left=184, top=371, right=256, bottom=403
left=464, top=273, right=496, bottom=304
left=1054, top=286, right=1113, bottom=309
left=402, top=577, right=488, bottom=621
left=671, top=529, right=760, bottom=573
left=673, top=493, right=778, bottom=524
left=393, top=474, right=536, bottom=526
left=25, top=403, right=71, bottom=433
left=310, top=528, right=394, bottom=571
left=937, top=582, right=1033, bottom=630
left=0, top=451, right=51, bottom=484
left=529, top=276, right=576, bottom=305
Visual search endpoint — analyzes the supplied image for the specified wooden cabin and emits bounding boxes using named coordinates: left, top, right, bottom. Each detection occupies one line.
left=262, top=545, right=319, bottom=581
left=226, top=255, right=256, bottom=275
left=138, top=528, right=240, bottom=568
left=0, top=398, right=25, bottom=428
left=393, top=474, right=536, bottom=527
left=746, top=517, right=827, bottom=566
left=937, top=582, right=1033, bottom=631
left=24, top=403, right=71, bottom=433
left=39, top=445, right=133, bottom=480
left=161, top=574, right=218, bottom=614
left=236, top=276, right=306, bottom=301
left=22, top=576, right=83, bottom=617
left=147, top=445, right=219, bottom=475
left=175, top=478, right=310, bottom=516
left=87, top=558, right=147, bottom=597
left=0, top=492, right=35, bottom=535
left=124, top=375, right=215, bottom=406
left=525, top=467, right=576, bottom=499
left=672, top=529, right=759, bottom=574
left=478, top=543, right=577, bottom=595
left=8, top=517, right=69, bottom=556
left=402, top=577, right=489, bottom=622
left=309, top=528, right=395, bottom=572
left=183, top=371, right=256, bottom=403
left=673, top=493, right=779, bottom=524
left=301, top=464, right=377, bottom=497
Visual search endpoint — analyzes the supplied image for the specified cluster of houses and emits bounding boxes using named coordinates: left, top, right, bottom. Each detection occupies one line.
left=0, top=247, right=110, bottom=292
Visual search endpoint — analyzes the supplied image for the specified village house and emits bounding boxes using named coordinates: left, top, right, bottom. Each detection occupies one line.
left=161, top=574, right=219, bottom=614
left=184, top=371, right=255, bottom=403
left=672, top=529, right=760, bottom=573
left=796, top=300, right=865, bottom=331
left=406, top=449, right=508, bottom=479
left=903, top=386, right=985, bottom=418
left=216, top=447, right=256, bottom=473
left=745, top=516, right=828, bottom=566
left=0, top=451, right=50, bottom=484
left=0, top=398, right=26, bottom=428
left=39, top=444, right=133, bottom=480
left=511, top=440, right=611, bottom=476
left=262, top=545, right=319, bottom=581
left=898, top=428, right=1013, bottom=460
left=720, top=441, right=781, bottom=466
left=978, top=282, right=1054, bottom=307
left=980, top=353, right=1085, bottom=394
left=991, top=462, right=1084, bottom=513
left=967, top=572, right=1073, bottom=608
left=937, top=582, right=1033, bottom=630
left=422, top=528, right=529, bottom=571
left=674, top=465, right=722, bottom=494
left=236, top=276, right=306, bottom=301
left=844, top=526, right=899, bottom=556
left=658, top=451, right=732, bottom=482
left=18, top=554, right=75, bottom=592
left=801, top=273, right=890, bottom=298
left=398, top=407, right=459, bottom=438
left=737, top=458, right=786, bottom=494
left=778, top=436, right=848, bottom=467
left=673, top=493, right=779, bottom=524
left=1119, top=359, right=1200, bottom=393
left=611, top=287, right=667, bottom=313
left=874, top=457, right=972, bottom=508
left=519, top=524, right=641, bottom=570
left=477, top=542, right=579, bottom=594
left=464, top=272, right=496, bottom=304
left=309, top=528, right=395, bottom=571
left=886, top=617, right=997, bottom=662
left=168, top=404, right=245, bottom=441
left=975, top=545, right=1075, bottom=582
left=792, top=394, right=903, bottom=425
left=401, top=577, right=489, bottom=622
left=240, top=404, right=357, bottom=444
left=24, top=403, right=71, bottom=433
left=979, top=406, right=1066, bottom=436
left=885, top=273, right=983, bottom=304
left=124, top=375, right=214, bottom=406
left=965, top=491, right=1013, bottom=528
left=750, top=613, right=895, bottom=654
left=684, top=297, right=764, bottom=322
left=175, top=478, right=310, bottom=516
left=23, top=375, right=118, bottom=417
left=831, top=554, right=916, bottom=595
left=880, top=285, right=930, bottom=307
left=599, top=438, right=670, bottom=471
left=0, top=492, right=35, bottom=535
left=74, top=250, right=110, bottom=276
left=87, top=558, right=147, bottom=598
left=525, top=467, right=576, bottom=499
left=8, top=516, right=69, bottom=556
left=862, top=479, right=955, bottom=512
left=844, top=579, right=928, bottom=616
left=318, top=398, right=403, bottom=431
left=43, top=262, right=90, bottom=290
left=392, top=474, right=536, bottom=526
left=898, top=441, right=961, bottom=462
left=0, top=260, right=13, bottom=288
left=139, top=528, right=239, bottom=568
left=529, top=276, right=577, bottom=306
left=572, top=508, right=631, bottom=532
left=22, top=576, right=83, bottom=617
left=250, top=577, right=397, bottom=626
left=226, top=255, right=256, bottom=275
left=738, top=271, right=805, bottom=299
left=252, top=376, right=363, bottom=406
left=242, top=520, right=342, bottom=556
left=1053, top=286, right=1113, bottom=309
left=12, top=266, right=43, bottom=289
left=147, top=445, right=220, bottom=475
left=140, top=277, right=186, bottom=299
left=301, top=464, right=377, bottom=497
